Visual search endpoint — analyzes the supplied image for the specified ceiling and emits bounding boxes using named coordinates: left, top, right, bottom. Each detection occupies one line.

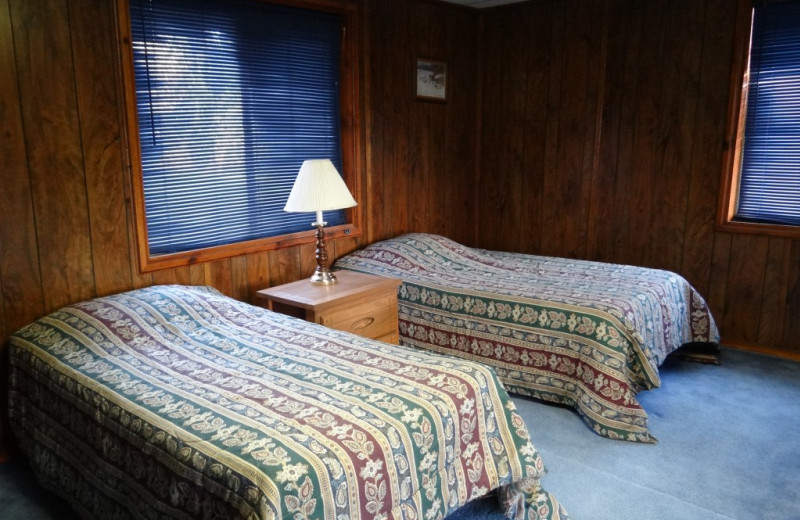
left=437, top=0, right=529, bottom=8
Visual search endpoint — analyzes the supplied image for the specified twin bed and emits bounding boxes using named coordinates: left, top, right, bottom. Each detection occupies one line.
left=8, top=233, right=719, bottom=519
left=8, top=284, right=566, bottom=520
left=335, top=233, right=720, bottom=443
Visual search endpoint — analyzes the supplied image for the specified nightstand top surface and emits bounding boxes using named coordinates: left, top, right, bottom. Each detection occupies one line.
left=256, top=270, right=401, bottom=309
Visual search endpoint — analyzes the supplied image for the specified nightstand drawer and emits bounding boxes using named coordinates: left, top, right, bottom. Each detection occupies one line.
left=319, top=295, right=398, bottom=339
left=256, top=271, right=401, bottom=344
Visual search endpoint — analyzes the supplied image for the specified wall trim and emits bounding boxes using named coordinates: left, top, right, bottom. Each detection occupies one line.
left=723, top=341, right=800, bottom=362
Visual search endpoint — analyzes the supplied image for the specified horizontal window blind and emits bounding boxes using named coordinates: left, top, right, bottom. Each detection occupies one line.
left=736, top=0, right=800, bottom=227
left=130, top=0, right=345, bottom=255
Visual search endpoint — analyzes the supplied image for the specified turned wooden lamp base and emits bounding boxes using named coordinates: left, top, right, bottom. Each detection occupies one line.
left=310, top=223, right=337, bottom=285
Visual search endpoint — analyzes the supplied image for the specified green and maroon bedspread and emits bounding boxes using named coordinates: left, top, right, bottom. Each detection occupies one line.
left=8, top=284, right=566, bottom=520
left=335, top=233, right=720, bottom=443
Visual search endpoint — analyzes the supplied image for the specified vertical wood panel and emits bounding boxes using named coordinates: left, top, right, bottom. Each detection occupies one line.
left=298, top=242, right=318, bottom=279
left=69, top=0, right=133, bottom=296
left=444, top=8, right=479, bottom=246
left=332, top=236, right=359, bottom=261
left=758, top=238, right=792, bottom=348
left=722, top=236, right=770, bottom=344
left=230, top=256, right=249, bottom=302
left=0, top=0, right=45, bottom=334
left=707, top=232, right=731, bottom=328
left=365, top=0, right=387, bottom=242
left=388, top=1, right=411, bottom=239
left=648, top=0, right=704, bottom=272
left=575, top=0, right=604, bottom=260
left=495, top=6, right=528, bottom=252
left=477, top=0, right=798, bottom=354
left=538, top=1, right=566, bottom=258
left=409, top=2, right=432, bottom=233
left=606, top=0, right=646, bottom=266
left=425, top=3, right=447, bottom=237
left=586, top=0, right=621, bottom=262
left=476, top=10, right=504, bottom=248
left=204, top=259, right=233, bottom=297
left=681, top=0, right=736, bottom=295
left=518, top=1, right=551, bottom=255
left=152, top=267, right=192, bottom=287
left=244, top=251, right=269, bottom=304
left=11, top=0, right=95, bottom=311
left=783, top=242, right=800, bottom=352
left=624, top=2, right=664, bottom=267
left=189, top=264, right=206, bottom=286
left=268, top=247, right=302, bottom=287
left=552, top=0, right=601, bottom=259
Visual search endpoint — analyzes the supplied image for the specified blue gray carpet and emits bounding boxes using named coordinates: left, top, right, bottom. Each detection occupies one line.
left=1, top=348, right=798, bottom=519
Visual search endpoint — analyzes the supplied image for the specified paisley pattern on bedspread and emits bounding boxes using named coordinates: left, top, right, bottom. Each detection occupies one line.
left=334, top=233, right=720, bottom=443
left=8, top=284, right=566, bottom=520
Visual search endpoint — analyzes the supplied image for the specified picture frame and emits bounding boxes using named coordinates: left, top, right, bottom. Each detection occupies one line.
left=415, top=57, right=447, bottom=102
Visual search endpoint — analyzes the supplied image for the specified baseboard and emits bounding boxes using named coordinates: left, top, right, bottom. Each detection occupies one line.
left=723, top=341, right=800, bottom=362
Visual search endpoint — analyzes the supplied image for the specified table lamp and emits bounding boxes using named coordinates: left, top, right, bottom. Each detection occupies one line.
left=284, top=159, right=357, bottom=285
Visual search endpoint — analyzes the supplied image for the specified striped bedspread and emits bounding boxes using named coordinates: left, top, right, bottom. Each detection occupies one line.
left=8, top=284, right=566, bottom=520
left=335, top=233, right=720, bottom=443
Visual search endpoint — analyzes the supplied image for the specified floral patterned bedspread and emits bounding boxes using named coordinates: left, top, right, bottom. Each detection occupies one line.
left=8, top=284, right=566, bottom=520
left=335, top=233, right=720, bottom=443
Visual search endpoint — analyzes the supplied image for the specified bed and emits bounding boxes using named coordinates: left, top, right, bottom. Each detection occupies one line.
left=334, top=233, right=720, bottom=443
left=7, top=284, right=566, bottom=520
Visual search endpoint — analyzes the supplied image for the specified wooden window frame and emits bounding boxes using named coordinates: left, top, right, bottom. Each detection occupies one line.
left=116, top=0, right=364, bottom=273
left=717, top=0, right=800, bottom=239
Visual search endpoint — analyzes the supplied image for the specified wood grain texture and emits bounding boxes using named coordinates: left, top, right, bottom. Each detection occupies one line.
left=518, top=1, right=551, bottom=255
left=538, top=0, right=566, bottom=259
left=0, top=0, right=485, bottom=455
left=648, top=0, right=704, bottom=273
left=496, top=6, right=527, bottom=253
left=479, top=0, right=800, bottom=353
left=784, top=241, right=800, bottom=353
left=0, top=0, right=45, bottom=335
left=11, top=0, right=95, bottom=311
left=2, top=0, right=800, bottom=459
left=585, top=0, right=619, bottom=263
left=475, top=9, right=506, bottom=252
left=408, top=2, right=432, bottom=234
left=69, top=0, right=133, bottom=297
left=444, top=7, right=479, bottom=246
left=758, top=238, right=792, bottom=348
left=707, top=232, right=732, bottom=325
left=0, top=0, right=477, bottom=347
left=605, top=1, right=643, bottom=266
left=680, top=0, right=736, bottom=296
left=723, top=235, right=770, bottom=343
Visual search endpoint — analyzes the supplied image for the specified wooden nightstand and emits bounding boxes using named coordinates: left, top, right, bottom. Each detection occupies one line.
left=256, top=271, right=402, bottom=344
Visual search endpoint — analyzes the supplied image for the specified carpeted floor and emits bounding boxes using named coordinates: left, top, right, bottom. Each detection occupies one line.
left=1, top=348, right=798, bottom=520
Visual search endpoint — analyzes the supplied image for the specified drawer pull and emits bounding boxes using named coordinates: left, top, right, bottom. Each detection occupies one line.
left=352, top=317, right=375, bottom=330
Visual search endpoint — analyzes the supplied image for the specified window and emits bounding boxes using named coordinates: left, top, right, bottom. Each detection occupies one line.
left=718, top=0, right=800, bottom=238
left=119, top=0, right=362, bottom=271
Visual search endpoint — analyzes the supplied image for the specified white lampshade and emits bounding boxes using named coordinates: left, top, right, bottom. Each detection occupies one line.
left=284, top=159, right=357, bottom=214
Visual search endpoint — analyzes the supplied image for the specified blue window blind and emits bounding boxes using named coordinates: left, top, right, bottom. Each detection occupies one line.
left=736, top=0, right=800, bottom=227
left=130, top=0, right=345, bottom=255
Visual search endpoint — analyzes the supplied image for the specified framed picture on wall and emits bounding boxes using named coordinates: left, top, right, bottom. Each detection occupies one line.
left=415, top=57, right=447, bottom=102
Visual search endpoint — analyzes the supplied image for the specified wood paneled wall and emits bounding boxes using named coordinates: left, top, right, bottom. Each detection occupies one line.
left=0, top=0, right=479, bottom=453
left=366, top=1, right=479, bottom=245
left=0, top=0, right=479, bottom=338
left=477, top=0, right=800, bottom=356
left=2, top=0, right=798, bottom=455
